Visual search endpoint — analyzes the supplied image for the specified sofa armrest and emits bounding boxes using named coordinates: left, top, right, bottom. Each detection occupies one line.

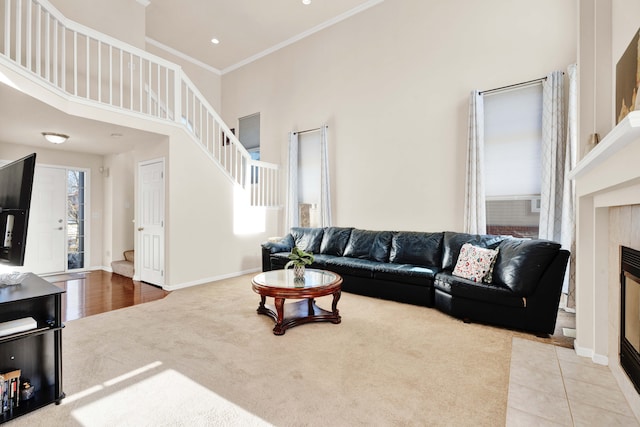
left=525, top=249, right=570, bottom=334
left=261, top=238, right=293, bottom=254
left=261, top=235, right=294, bottom=271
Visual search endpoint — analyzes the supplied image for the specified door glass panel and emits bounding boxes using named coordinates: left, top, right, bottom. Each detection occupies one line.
left=67, top=170, right=85, bottom=269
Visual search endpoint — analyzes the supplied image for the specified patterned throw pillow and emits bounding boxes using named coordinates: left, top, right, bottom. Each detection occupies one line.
left=484, top=247, right=500, bottom=283
left=452, top=243, right=500, bottom=282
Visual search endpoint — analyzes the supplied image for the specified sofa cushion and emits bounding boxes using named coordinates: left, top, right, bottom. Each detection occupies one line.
left=373, top=263, right=438, bottom=286
left=389, top=232, right=443, bottom=267
left=320, top=227, right=353, bottom=256
left=291, top=227, right=324, bottom=254
left=492, top=238, right=561, bottom=296
left=307, top=254, right=336, bottom=268
left=434, top=272, right=524, bottom=308
left=324, top=257, right=378, bottom=278
left=452, top=244, right=499, bottom=282
left=343, top=229, right=393, bottom=262
left=441, top=232, right=507, bottom=270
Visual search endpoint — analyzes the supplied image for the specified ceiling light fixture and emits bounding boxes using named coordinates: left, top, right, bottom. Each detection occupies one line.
left=211, top=38, right=220, bottom=44
left=302, top=0, right=311, bottom=4
left=41, top=132, right=69, bottom=144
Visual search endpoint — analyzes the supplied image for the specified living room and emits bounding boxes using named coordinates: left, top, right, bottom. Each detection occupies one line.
left=1, top=0, right=640, bottom=425
left=0, top=0, right=579, bottom=284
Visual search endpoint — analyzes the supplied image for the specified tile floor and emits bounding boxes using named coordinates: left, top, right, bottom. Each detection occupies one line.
left=506, top=337, right=640, bottom=426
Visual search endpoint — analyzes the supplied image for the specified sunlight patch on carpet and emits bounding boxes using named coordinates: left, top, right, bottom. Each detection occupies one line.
left=103, top=361, right=163, bottom=386
left=62, top=361, right=163, bottom=405
left=71, top=369, right=271, bottom=426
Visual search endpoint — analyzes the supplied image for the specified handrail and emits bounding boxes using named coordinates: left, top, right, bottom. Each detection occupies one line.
left=1, top=0, right=279, bottom=207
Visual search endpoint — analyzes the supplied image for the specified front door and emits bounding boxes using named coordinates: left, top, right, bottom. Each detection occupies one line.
left=24, top=166, right=67, bottom=274
left=138, top=159, right=165, bottom=286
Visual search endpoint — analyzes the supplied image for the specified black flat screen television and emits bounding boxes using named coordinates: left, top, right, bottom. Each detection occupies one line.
left=0, top=153, right=37, bottom=267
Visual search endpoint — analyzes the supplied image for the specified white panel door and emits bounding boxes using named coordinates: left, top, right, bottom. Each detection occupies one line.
left=138, top=160, right=165, bottom=286
left=24, top=166, right=67, bottom=274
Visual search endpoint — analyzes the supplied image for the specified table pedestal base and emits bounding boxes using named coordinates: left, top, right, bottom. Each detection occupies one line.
left=257, top=295, right=341, bottom=335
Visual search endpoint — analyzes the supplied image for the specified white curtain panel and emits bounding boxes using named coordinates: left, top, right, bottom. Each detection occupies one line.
left=286, top=132, right=299, bottom=230
left=464, top=90, right=486, bottom=234
left=539, top=71, right=566, bottom=243
left=561, top=64, right=578, bottom=309
left=320, top=125, right=333, bottom=227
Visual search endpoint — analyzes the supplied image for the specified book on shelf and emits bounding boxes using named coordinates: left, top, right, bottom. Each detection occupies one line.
left=0, top=369, right=21, bottom=412
left=0, top=317, right=37, bottom=337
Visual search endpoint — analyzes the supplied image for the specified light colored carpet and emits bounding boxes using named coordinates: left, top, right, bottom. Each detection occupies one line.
left=12, top=274, right=515, bottom=426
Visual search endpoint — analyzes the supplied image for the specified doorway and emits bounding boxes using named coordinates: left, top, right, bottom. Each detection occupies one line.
left=25, top=166, right=88, bottom=274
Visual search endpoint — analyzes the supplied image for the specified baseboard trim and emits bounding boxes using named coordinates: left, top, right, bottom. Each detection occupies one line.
left=573, top=342, right=609, bottom=365
left=592, top=353, right=609, bottom=365
left=162, top=268, right=261, bottom=291
left=56, top=266, right=262, bottom=291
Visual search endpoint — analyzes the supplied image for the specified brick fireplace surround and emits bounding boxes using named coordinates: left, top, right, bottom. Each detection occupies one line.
left=569, top=110, right=640, bottom=418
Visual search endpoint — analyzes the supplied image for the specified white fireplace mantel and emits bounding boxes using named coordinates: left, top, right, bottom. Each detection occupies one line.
left=570, top=111, right=640, bottom=180
left=569, top=111, right=640, bottom=181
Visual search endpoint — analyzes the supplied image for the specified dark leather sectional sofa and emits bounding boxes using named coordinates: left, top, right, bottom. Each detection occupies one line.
left=261, top=227, right=570, bottom=335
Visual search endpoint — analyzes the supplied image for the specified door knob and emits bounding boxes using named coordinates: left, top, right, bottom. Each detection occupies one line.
left=57, top=227, right=63, bottom=230
left=138, top=227, right=144, bottom=231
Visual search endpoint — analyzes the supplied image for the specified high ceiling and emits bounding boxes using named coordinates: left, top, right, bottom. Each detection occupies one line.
left=0, top=0, right=382, bottom=155
left=145, top=0, right=379, bottom=71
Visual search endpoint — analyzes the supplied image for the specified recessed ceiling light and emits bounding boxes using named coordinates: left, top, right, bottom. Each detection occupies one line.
left=211, top=38, right=220, bottom=44
left=302, top=0, right=311, bottom=4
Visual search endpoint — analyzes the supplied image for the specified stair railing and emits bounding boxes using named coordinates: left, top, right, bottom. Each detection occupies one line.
left=1, top=0, right=279, bottom=207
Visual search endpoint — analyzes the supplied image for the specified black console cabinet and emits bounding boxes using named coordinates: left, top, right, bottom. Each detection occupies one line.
left=0, top=273, right=64, bottom=423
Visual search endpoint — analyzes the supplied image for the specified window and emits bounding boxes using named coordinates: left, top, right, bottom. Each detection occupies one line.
left=238, top=112, right=260, bottom=159
left=239, top=113, right=260, bottom=184
left=67, top=170, right=86, bottom=269
left=297, top=131, right=322, bottom=227
left=484, top=84, right=542, bottom=238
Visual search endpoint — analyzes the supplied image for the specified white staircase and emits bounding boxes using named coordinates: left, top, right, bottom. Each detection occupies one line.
left=1, top=0, right=279, bottom=207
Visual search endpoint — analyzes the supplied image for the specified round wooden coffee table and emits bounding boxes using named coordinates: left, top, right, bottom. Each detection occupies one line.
left=251, top=269, right=342, bottom=335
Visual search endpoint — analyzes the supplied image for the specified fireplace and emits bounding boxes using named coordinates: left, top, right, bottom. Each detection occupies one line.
left=621, top=246, right=640, bottom=394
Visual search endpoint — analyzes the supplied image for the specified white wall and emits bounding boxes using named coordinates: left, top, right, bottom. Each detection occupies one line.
left=166, top=131, right=279, bottom=287
left=578, top=0, right=640, bottom=156
left=146, top=44, right=223, bottom=112
left=0, top=141, right=105, bottom=269
left=221, top=0, right=577, bottom=233
left=612, top=1, right=640, bottom=63
left=49, top=0, right=146, bottom=49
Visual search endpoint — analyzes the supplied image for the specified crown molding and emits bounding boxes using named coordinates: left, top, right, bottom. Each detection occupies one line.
left=145, top=37, right=222, bottom=75
left=145, top=0, right=384, bottom=76
left=221, top=0, right=385, bottom=74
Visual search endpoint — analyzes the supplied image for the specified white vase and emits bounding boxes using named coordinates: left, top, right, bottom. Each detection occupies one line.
left=293, top=265, right=305, bottom=279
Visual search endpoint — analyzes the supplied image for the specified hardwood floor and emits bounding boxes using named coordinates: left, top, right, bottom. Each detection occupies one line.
left=45, top=270, right=170, bottom=322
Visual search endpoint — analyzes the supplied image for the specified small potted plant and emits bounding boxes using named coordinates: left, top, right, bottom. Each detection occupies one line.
left=285, top=246, right=315, bottom=279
